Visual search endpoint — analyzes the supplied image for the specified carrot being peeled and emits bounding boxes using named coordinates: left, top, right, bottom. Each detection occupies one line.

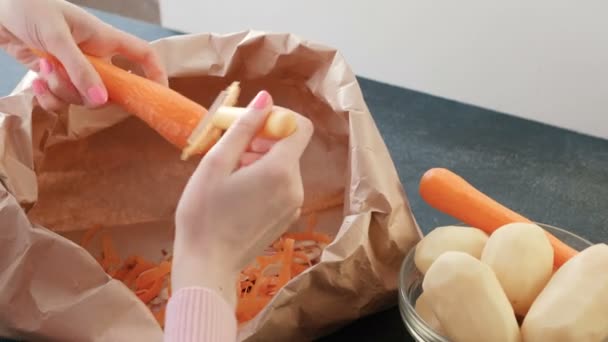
left=31, top=50, right=206, bottom=149
left=31, top=50, right=297, bottom=157
left=418, top=167, right=578, bottom=268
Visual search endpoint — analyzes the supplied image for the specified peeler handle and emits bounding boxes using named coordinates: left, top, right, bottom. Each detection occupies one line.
left=211, top=106, right=297, bottom=139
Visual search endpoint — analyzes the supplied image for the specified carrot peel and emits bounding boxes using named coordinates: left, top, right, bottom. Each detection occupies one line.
left=80, top=209, right=333, bottom=328
left=135, top=261, right=171, bottom=290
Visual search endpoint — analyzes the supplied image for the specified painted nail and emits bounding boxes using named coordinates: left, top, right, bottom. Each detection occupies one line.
left=87, top=85, right=108, bottom=105
left=32, top=79, right=47, bottom=95
left=251, top=90, right=270, bottom=110
left=39, top=59, right=53, bottom=75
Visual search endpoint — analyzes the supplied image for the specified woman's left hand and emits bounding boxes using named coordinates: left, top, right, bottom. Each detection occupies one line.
left=0, top=0, right=167, bottom=111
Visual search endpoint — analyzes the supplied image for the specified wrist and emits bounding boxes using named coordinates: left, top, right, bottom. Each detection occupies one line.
left=171, top=248, right=239, bottom=308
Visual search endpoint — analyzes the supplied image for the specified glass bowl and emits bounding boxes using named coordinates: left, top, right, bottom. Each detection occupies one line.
left=398, top=223, right=593, bottom=342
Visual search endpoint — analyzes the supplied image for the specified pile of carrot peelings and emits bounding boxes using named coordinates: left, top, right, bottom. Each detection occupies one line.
left=81, top=212, right=333, bottom=328
left=236, top=213, right=332, bottom=322
left=81, top=226, right=172, bottom=328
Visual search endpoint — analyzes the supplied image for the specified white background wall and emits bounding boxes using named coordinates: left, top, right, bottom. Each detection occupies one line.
left=160, top=0, right=608, bottom=139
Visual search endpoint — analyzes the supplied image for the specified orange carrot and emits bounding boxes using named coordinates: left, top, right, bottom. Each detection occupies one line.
left=88, top=55, right=206, bottom=149
left=31, top=50, right=206, bottom=149
left=419, top=167, right=578, bottom=268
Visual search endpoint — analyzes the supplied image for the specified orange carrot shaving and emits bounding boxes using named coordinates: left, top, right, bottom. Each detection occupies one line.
left=305, top=213, right=318, bottom=233
left=123, top=257, right=156, bottom=289
left=80, top=209, right=335, bottom=329
left=111, top=256, right=138, bottom=281
left=419, top=167, right=578, bottom=268
left=153, top=305, right=166, bottom=328
left=236, top=297, right=272, bottom=323
left=291, top=263, right=309, bottom=277
left=277, top=238, right=295, bottom=287
left=293, top=251, right=311, bottom=265
left=255, top=255, right=279, bottom=268
left=136, top=276, right=165, bottom=304
left=80, top=224, right=102, bottom=249
left=283, top=231, right=332, bottom=244
left=233, top=215, right=335, bottom=323
left=100, top=232, right=121, bottom=272
left=249, top=275, right=267, bottom=298
left=135, top=261, right=171, bottom=290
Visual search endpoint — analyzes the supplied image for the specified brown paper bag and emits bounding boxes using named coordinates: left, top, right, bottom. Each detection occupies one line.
left=0, top=31, right=421, bottom=342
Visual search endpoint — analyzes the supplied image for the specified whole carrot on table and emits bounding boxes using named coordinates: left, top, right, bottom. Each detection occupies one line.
left=418, top=167, right=578, bottom=269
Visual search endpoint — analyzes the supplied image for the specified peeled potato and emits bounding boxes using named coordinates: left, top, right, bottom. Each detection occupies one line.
left=414, top=225, right=488, bottom=274
left=415, top=292, right=445, bottom=335
left=521, top=243, right=608, bottom=342
left=480, top=222, right=553, bottom=316
left=422, top=251, right=520, bottom=342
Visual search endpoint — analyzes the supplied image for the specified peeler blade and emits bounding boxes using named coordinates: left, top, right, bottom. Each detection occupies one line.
left=186, top=90, right=229, bottom=145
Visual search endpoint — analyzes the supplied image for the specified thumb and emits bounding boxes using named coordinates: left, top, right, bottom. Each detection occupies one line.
left=43, top=25, right=107, bottom=107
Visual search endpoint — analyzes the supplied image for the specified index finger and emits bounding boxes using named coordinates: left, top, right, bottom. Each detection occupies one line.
left=106, top=27, right=168, bottom=86
left=64, top=6, right=168, bottom=86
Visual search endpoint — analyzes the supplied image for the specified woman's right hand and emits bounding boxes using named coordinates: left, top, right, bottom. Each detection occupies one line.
left=172, top=90, right=314, bottom=308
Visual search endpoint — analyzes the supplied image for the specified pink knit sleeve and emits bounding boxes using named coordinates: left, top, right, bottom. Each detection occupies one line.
left=164, top=287, right=237, bottom=342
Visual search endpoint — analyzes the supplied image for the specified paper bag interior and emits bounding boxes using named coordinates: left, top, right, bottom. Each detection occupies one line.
left=5, top=32, right=421, bottom=342
left=27, top=76, right=348, bottom=237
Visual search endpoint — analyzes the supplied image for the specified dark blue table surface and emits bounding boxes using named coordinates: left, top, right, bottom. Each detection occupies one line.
left=1, top=8, right=607, bottom=342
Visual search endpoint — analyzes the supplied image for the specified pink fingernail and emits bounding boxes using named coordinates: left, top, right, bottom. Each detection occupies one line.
left=32, top=79, right=47, bottom=95
left=87, top=85, right=108, bottom=105
left=251, top=90, right=270, bottom=110
left=39, top=59, right=53, bottom=75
